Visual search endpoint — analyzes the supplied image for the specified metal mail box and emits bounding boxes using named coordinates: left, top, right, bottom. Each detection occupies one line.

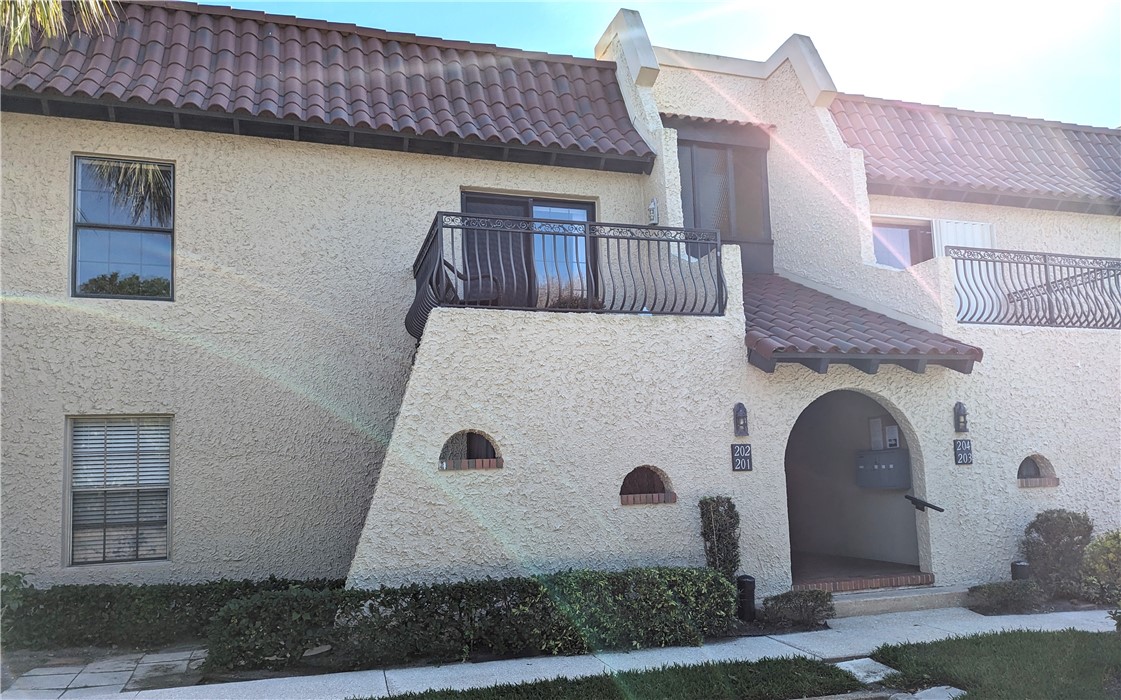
left=855, top=448, right=912, bottom=490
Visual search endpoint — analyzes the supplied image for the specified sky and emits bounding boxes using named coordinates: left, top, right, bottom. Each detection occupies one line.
left=222, top=1, right=1120, bottom=128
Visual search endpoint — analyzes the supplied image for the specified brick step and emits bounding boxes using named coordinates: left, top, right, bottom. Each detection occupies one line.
left=832, top=585, right=970, bottom=618
left=792, top=571, right=934, bottom=593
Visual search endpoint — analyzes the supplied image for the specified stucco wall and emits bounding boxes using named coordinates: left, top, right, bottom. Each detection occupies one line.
left=870, top=195, right=1121, bottom=258
left=0, top=113, right=646, bottom=584
left=349, top=247, right=1120, bottom=595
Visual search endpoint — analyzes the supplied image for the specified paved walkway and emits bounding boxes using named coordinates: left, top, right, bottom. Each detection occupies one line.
left=3, top=608, right=1114, bottom=700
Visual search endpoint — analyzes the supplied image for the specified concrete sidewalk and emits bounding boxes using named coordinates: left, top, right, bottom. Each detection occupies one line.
left=3, top=608, right=1114, bottom=700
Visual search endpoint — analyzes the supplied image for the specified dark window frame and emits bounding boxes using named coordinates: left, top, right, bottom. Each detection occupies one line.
left=676, top=139, right=770, bottom=256
left=71, top=155, right=176, bottom=301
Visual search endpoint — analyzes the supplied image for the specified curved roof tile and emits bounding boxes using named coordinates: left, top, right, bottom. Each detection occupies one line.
left=1, top=0, right=652, bottom=158
left=831, top=94, right=1120, bottom=209
left=743, top=274, right=982, bottom=371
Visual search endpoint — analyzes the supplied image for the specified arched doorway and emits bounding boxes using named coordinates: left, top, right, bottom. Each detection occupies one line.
left=785, top=390, right=928, bottom=590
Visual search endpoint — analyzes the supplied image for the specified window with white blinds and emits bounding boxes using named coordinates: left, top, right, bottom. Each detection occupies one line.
left=70, top=417, right=170, bottom=565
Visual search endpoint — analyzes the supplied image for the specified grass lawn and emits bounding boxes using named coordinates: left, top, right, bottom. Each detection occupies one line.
left=873, top=630, right=1121, bottom=700
left=391, top=657, right=861, bottom=700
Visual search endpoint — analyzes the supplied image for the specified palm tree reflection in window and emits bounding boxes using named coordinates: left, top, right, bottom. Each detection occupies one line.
left=74, top=158, right=174, bottom=299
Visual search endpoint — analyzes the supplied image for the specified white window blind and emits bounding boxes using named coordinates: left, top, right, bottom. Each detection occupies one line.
left=933, top=219, right=994, bottom=256
left=70, top=417, right=170, bottom=564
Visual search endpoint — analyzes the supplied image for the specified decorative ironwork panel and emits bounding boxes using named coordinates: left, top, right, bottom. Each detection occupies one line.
left=946, top=246, right=1121, bottom=329
left=406, top=212, right=726, bottom=338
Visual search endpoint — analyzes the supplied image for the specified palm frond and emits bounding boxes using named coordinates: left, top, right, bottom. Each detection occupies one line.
left=2, top=0, right=117, bottom=58
left=86, top=160, right=173, bottom=226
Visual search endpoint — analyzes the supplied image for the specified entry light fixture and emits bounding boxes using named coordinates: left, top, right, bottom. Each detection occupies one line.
left=734, top=403, right=749, bottom=437
left=648, top=197, right=659, bottom=226
left=954, top=402, right=968, bottom=433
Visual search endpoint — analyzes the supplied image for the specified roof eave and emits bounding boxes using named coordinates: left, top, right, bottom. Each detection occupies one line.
left=747, top=349, right=979, bottom=375
left=867, top=181, right=1121, bottom=217
left=1, top=90, right=656, bottom=175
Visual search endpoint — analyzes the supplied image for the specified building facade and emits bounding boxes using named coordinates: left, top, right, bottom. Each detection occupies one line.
left=2, top=3, right=1118, bottom=596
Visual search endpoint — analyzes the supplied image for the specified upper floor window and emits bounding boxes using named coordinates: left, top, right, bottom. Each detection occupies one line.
left=73, top=156, right=174, bottom=300
left=872, top=218, right=933, bottom=269
left=871, top=217, right=993, bottom=269
left=677, top=141, right=769, bottom=256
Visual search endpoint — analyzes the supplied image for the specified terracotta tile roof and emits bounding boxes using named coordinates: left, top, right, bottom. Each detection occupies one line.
left=0, top=1, right=652, bottom=158
left=743, top=274, right=982, bottom=373
left=830, top=94, right=1121, bottom=213
left=660, top=112, right=777, bottom=131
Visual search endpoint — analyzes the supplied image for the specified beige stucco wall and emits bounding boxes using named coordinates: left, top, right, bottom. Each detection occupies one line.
left=348, top=248, right=1120, bottom=595
left=870, top=195, right=1121, bottom=258
left=0, top=113, right=647, bottom=584
left=349, top=44, right=1119, bottom=592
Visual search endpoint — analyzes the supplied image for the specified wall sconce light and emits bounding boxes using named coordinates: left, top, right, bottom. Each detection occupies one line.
left=648, top=197, right=659, bottom=226
left=954, top=402, right=968, bottom=433
left=734, top=403, right=749, bottom=436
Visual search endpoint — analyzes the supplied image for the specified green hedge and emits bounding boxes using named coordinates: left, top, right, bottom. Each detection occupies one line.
left=206, top=567, right=736, bottom=671
left=2, top=575, right=344, bottom=649
left=760, top=589, right=835, bottom=627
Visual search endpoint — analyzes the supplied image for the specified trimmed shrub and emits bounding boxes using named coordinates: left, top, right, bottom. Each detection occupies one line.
left=205, top=567, right=737, bottom=672
left=1, top=576, right=344, bottom=649
left=966, top=580, right=1046, bottom=615
left=699, top=496, right=741, bottom=581
left=545, top=567, right=734, bottom=650
left=1021, top=509, right=1093, bottom=597
left=761, top=590, right=834, bottom=627
left=206, top=588, right=355, bottom=670
left=1081, top=530, right=1121, bottom=605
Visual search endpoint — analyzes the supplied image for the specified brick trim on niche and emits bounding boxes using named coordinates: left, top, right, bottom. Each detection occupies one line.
left=1018, top=476, right=1060, bottom=488
left=439, top=458, right=503, bottom=471
left=620, top=492, right=677, bottom=506
left=792, top=572, right=934, bottom=593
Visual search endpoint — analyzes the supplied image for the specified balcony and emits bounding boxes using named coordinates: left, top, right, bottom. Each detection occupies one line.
left=947, top=246, right=1121, bottom=329
left=406, top=212, right=726, bottom=339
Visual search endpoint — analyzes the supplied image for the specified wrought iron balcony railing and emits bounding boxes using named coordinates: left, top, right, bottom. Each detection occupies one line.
left=406, top=212, right=726, bottom=339
left=947, top=246, right=1121, bottom=329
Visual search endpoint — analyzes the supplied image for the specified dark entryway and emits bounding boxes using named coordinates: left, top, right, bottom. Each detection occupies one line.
left=785, top=390, right=928, bottom=592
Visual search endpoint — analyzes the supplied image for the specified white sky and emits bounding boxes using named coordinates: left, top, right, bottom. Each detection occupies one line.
left=239, top=1, right=1121, bottom=127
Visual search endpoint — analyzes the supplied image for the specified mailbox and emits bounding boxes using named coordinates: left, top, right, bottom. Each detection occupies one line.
left=855, top=448, right=912, bottom=490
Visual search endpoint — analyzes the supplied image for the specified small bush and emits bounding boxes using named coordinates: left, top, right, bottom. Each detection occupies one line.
left=1, top=572, right=31, bottom=639
left=699, top=496, right=741, bottom=581
left=205, top=567, right=737, bottom=672
left=966, top=580, right=1046, bottom=614
left=1081, top=530, right=1121, bottom=605
left=1021, top=509, right=1094, bottom=597
left=1, top=576, right=344, bottom=649
left=761, top=590, right=834, bottom=627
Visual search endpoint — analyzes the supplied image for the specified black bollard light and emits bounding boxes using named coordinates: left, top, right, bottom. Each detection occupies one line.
left=1011, top=561, right=1030, bottom=581
left=736, top=575, right=756, bottom=622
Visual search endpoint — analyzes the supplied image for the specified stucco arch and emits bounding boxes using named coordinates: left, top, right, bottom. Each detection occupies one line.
left=781, top=387, right=933, bottom=579
left=438, top=429, right=502, bottom=465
